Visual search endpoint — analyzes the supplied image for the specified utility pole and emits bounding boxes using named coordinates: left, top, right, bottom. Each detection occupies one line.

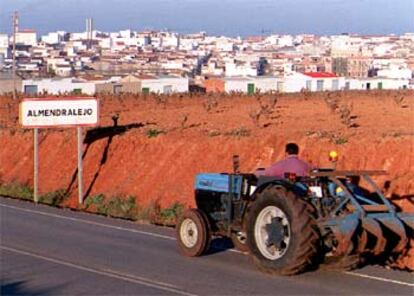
left=12, top=11, right=19, bottom=100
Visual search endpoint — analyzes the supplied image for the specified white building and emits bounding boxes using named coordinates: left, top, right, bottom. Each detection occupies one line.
left=331, top=35, right=361, bottom=57
left=216, top=38, right=234, bottom=52
left=140, top=75, right=189, bottom=94
left=179, top=38, right=198, bottom=51
left=281, top=72, right=308, bottom=92
left=377, top=66, right=412, bottom=79
left=119, top=30, right=132, bottom=38
left=47, top=57, right=72, bottom=73
left=223, top=77, right=253, bottom=93
left=225, top=61, right=257, bottom=77
left=0, top=34, right=9, bottom=58
left=18, top=62, right=40, bottom=72
left=162, top=35, right=179, bottom=48
left=345, top=77, right=409, bottom=90
left=265, top=35, right=294, bottom=47
left=22, top=78, right=97, bottom=95
left=208, top=73, right=346, bottom=94
left=161, top=60, right=184, bottom=70
left=70, top=32, right=88, bottom=40
left=302, top=72, right=344, bottom=91
left=16, top=30, right=37, bottom=46
left=221, top=76, right=279, bottom=94
left=251, top=76, right=280, bottom=92
left=41, top=32, right=63, bottom=45
left=281, top=72, right=344, bottom=93
left=201, top=61, right=225, bottom=76
left=55, top=65, right=73, bottom=77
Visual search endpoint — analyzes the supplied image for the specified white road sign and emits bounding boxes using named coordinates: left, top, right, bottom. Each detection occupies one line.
left=19, top=97, right=99, bottom=128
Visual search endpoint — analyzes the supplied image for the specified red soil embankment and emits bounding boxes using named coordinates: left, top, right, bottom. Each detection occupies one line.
left=1, top=90, right=413, bottom=209
left=0, top=130, right=413, bottom=211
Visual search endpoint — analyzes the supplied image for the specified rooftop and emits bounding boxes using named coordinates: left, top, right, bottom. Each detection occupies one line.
left=19, top=29, right=37, bottom=33
left=303, top=72, right=337, bottom=78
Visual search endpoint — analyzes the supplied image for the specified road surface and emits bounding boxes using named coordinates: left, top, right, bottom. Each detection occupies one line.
left=1, top=197, right=413, bottom=295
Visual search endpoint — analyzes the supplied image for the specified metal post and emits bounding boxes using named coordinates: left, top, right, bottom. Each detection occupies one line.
left=33, top=128, right=39, bottom=203
left=77, top=127, right=84, bottom=204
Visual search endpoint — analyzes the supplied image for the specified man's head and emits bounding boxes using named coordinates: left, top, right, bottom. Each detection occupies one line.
left=285, top=143, right=299, bottom=156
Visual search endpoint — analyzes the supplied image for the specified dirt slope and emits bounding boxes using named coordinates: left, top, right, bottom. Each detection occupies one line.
left=1, top=91, right=413, bottom=207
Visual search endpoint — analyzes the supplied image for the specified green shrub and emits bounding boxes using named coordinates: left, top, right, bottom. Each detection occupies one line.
left=159, top=202, right=185, bottom=226
left=146, top=129, right=165, bottom=138
left=0, top=182, right=185, bottom=226
left=207, top=130, right=221, bottom=137
left=106, top=195, right=137, bottom=219
left=84, top=194, right=138, bottom=219
left=97, top=203, right=109, bottom=215
left=224, top=127, right=251, bottom=137
left=335, top=137, right=348, bottom=145
left=84, top=194, right=105, bottom=209
left=38, top=189, right=68, bottom=206
left=0, top=183, right=33, bottom=200
left=134, top=200, right=157, bottom=222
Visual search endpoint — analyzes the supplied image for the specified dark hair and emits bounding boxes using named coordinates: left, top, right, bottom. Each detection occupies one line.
left=285, top=143, right=299, bottom=155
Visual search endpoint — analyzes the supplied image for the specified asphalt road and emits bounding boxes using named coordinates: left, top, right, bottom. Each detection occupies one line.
left=1, top=197, right=413, bottom=296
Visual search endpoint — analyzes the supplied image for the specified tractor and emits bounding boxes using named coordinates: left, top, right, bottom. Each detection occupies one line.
left=176, top=154, right=414, bottom=275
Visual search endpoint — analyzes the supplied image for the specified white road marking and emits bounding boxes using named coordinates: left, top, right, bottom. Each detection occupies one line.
left=0, top=202, right=242, bottom=254
left=1, top=201, right=412, bottom=287
left=1, top=245, right=197, bottom=296
left=0, top=203, right=176, bottom=240
left=344, top=271, right=414, bottom=287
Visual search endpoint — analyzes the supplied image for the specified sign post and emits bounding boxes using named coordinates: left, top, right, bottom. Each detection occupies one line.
left=19, top=97, right=99, bottom=205
left=77, top=127, right=84, bottom=204
left=33, top=128, right=39, bottom=203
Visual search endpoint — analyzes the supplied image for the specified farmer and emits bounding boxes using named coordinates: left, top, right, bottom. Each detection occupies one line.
left=256, top=143, right=312, bottom=178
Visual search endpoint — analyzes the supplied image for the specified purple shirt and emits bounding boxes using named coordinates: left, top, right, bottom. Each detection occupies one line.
left=260, top=155, right=312, bottom=178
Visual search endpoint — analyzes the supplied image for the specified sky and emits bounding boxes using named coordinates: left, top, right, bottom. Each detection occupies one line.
left=0, top=0, right=413, bottom=37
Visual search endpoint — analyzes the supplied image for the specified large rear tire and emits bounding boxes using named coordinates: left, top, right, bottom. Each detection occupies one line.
left=246, top=185, right=319, bottom=275
left=176, top=209, right=211, bottom=257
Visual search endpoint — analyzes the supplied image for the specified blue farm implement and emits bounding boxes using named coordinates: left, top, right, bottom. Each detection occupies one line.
left=176, top=161, right=414, bottom=275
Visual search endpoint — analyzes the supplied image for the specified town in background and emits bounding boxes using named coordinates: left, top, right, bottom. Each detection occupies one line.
left=0, top=15, right=413, bottom=96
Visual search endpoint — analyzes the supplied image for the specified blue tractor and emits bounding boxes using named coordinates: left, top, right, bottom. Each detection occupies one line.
left=176, top=156, right=414, bottom=275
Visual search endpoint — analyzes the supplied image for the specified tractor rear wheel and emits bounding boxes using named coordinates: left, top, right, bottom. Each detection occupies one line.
left=246, top=185, right=319, bottom=275
left=176, top=209, right=211, bottom=257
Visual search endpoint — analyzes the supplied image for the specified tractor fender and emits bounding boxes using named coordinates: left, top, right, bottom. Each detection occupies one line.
left=252, top=179, right=307, bottom=201
left=251, top=180, right=289, bottom=200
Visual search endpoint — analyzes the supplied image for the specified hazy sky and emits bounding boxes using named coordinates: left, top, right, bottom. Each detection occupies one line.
left=0, top=0, right=413, bottom=36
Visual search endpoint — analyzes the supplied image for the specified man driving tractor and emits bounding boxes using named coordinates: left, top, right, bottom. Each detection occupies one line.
left=256, top=143, right=312, bottom=178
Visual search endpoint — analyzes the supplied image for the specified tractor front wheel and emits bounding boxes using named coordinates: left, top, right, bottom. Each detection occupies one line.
left=176, top=209, right=210, bottom=257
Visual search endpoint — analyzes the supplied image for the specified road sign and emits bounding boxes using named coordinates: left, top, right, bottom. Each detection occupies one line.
left=19, top=97, right=99, bottom=205
left=19, top=97, right=99, bottom=128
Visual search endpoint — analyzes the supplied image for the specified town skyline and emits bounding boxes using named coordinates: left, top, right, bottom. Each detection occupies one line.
left=1, top=0, right=413, bottom=37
